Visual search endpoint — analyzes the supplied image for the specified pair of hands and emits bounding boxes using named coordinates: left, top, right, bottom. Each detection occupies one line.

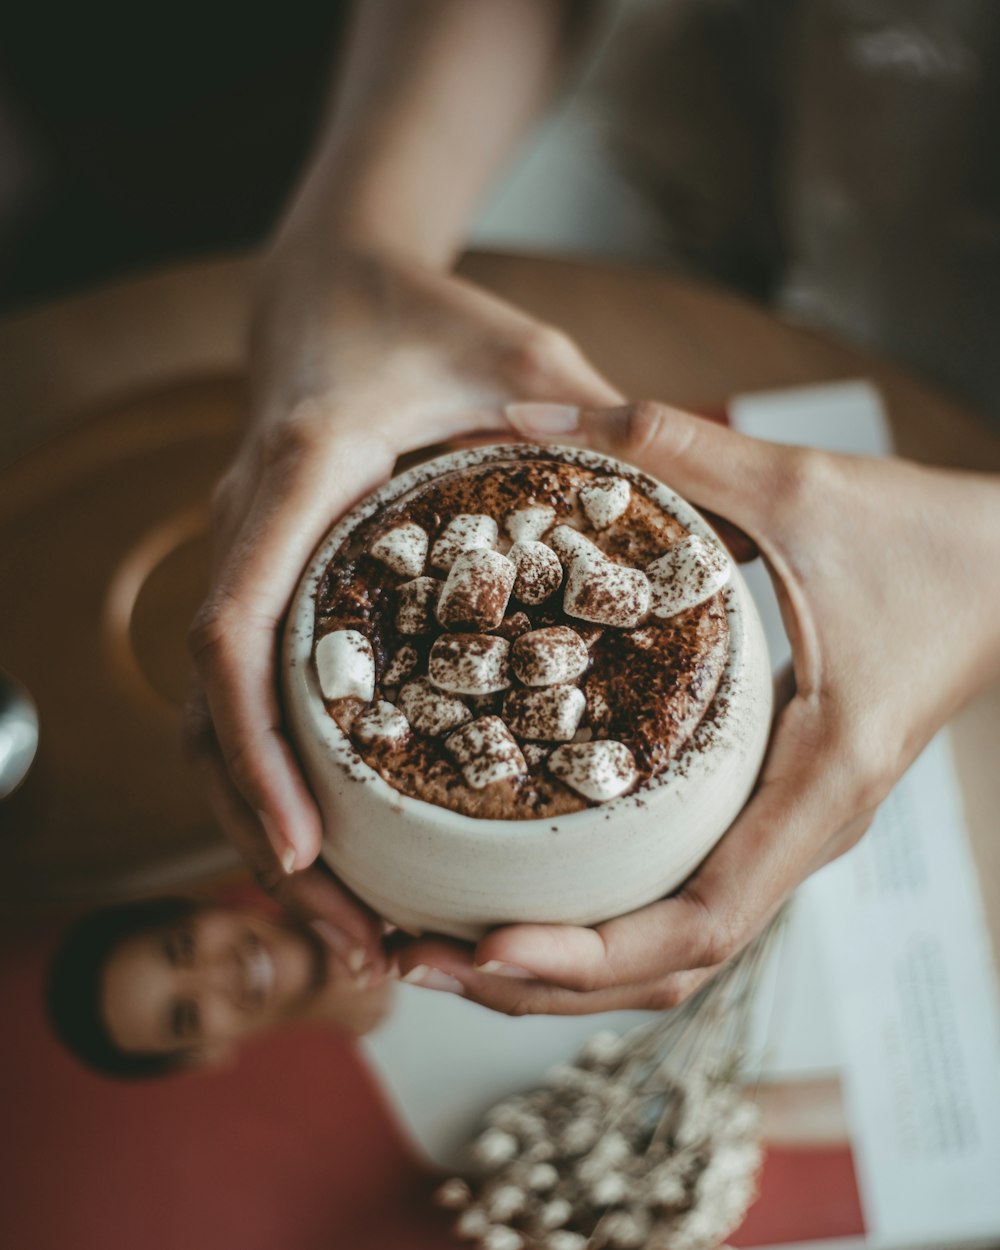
left=186, top=242, right=1000, bottom=1014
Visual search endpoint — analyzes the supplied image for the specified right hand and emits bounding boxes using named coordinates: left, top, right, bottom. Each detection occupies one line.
left=185, top=238, right=622, bottom=980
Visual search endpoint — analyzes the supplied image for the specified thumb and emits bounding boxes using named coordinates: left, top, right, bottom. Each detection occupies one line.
left=505, top=400, right=792, bottom=542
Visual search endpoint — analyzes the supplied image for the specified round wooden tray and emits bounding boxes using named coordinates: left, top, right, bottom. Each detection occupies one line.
left=0, top=377, right=244, bottom=909
left=2, top=252, right=997, bottom=926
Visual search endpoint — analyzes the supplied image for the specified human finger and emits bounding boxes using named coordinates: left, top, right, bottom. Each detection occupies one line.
left=189, top=424, right=402, bottom=868
left=182, top=688, right=386, bottom=977
left=394, top=937, right=718, bottom=1015
left=469, top=707, right=841, bottom=992
left=504, top=400, right=805, bottom=547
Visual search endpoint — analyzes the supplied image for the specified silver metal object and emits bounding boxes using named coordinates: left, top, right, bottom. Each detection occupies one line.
left=0, top=669, right=39, bottom=800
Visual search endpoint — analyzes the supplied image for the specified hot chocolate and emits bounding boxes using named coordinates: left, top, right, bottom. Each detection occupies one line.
left=283, top=444, right=771, bottom=938
left=311, top=454, right=730, bottom=820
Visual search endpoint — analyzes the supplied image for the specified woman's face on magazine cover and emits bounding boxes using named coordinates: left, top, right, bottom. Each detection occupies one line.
left=100, top=906, right=327, bottom=1064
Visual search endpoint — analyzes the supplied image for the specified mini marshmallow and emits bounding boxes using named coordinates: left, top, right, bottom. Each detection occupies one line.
left=504, top=684, right=586, bottom=742
left=508, top=540, right=563, bottom=604
left=395, top=576, right=440, bottom=635
left=430, top=513, right=498, bottom=570
left=352, top=700, right=411, bottom=747
left=590, top=1174, right=629, bottom=1207
left=428, top=633, right=511, bottom=695
left=546, top=523, right=599, bottom=563
left=382, top=643, right=419, bottom=687
left=481, top=1229, right=524, bottom=1250
left=445, top=716, right=527, bottom=789
left=434, top=1178, right=472, bottom=1211
left=563, top=551, right=650, bottom=628
left=367, top=522, right=428, bottom=578
left=521, top=742, right=551, bottom=768
left=538, top=1198, right=573, bottom=1231
left=647, top=534, right=731, bottom=617
left=546, top=1234, right=586, bottom=1250
left=548, top=740, right=638, bottom=802
left=527, top=1163, right=559, bottom=1192
left=511, top=626, right=589, bottom=687
left=486, top=1186, right=527, bottom=1223
left=436, top=548, right=516, bottom=631
left=504, top=505, right=556, bottom=543
left=315, top=629, right=375, bottom=702
left=579, top=477, right=631, bottom=529
left=478, top=1229, right=523, bottom=1250
left=454, top=1209, right=489, bottom=1240
left=397, top=678, right=471, bottom=737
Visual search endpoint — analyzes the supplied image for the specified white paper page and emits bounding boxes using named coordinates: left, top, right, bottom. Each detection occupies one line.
left=806, top=735, right=1000, bottom=1247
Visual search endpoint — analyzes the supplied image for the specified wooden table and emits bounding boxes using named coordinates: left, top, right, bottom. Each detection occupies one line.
left=1, top=251, right=997, bottom=963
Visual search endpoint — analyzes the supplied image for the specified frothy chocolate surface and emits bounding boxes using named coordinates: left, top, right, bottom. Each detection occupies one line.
left=313, top=454, right=729, bottom=819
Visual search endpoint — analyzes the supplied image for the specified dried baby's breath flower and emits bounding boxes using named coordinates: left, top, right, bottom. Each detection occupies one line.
left=438, top=913, right=786, bottom=1250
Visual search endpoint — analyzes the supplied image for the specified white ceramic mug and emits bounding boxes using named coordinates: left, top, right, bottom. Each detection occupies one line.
left=283, top=444, right=772, bottom=939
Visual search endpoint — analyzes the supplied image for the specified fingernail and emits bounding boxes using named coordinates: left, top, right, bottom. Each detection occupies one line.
left=505, top=402, right=580, bottom=435
left=258, top=809, right=297, bottom=873
left=401, top=965, right=465, bottom=995
left=311, top=920, right=368, bottom=978
left=475, top=960, right=538, bottom=980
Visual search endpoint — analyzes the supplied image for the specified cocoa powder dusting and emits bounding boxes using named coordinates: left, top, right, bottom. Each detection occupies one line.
left=313, top=456, right=729, bottom=819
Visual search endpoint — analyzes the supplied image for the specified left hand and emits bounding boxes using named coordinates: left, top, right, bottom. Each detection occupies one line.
left=395, top=400, right=1000, bottom=1014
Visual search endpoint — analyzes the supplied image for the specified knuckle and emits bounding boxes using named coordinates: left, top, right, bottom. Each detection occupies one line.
left=499, top=993, right=536, bottom=1019
left=838, top=728, right=898, bottom=815
left=816, top=701, right=900, bottom=820
left=645, top=981, right=686, bottom=1012
left=624, top=400, right=671, bottom=459
left=505, top=324, right=583, bottom=387
left=687, top=895, right=742, bottom=969
left=254, top=399, right=329, bottom=469
left=221, top=738, right=266, bottom=805
left=769, top=446, right=832, bottom=524
left=840, top=811, right=875, bottom=854
left=576, top=968, right=606, bottom=994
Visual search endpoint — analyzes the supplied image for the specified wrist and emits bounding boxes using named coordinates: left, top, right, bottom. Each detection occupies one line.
left=273, top=146, right=468, bottom=274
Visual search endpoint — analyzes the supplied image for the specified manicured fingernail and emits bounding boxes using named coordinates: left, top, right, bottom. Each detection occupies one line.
left=311, top=920, right=367, bottom=976
left=505, top=402, right=580, bottom=435
left=401, top=965, right=465, bottom=995
left=475, top=960, right=538, bottom=980
left=258, top=809, right=297, bottom=873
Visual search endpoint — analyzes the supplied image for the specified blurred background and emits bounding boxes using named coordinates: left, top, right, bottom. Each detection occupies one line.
left=2, top=5, right=1000, bottom=1247
left=1, top=0, right=997, bottom=420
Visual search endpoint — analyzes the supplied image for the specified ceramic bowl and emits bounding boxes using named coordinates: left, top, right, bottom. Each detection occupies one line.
left=283, top=444, right=771, bottom=939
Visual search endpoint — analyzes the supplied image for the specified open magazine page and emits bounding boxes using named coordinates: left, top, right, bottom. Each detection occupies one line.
left=729, top=382, right=1000, bottom=1250
left=726, top=733, right=1000, bottom=1250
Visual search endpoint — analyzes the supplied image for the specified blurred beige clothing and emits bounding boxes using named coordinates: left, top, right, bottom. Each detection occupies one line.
left=475, top=0, right=999, bottom=422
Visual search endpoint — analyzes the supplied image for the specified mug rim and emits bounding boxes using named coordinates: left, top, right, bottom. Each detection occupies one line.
left=282, top=441, right=759, bottom=840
